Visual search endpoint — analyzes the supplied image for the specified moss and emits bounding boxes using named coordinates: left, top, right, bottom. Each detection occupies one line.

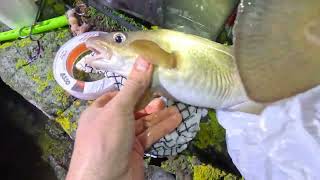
left=86, top=7, right=147, bottom=31
left=22, top=63, right=38, bottom=77
left=56, top=109, right=64, bottom=116
left=161, top=155, right=197, bottom=174
left=36, top=70, right=56, bottom=93
left=0, top=42, right=13, bottom=49
left=193, top=110, right=226, bottom=153
left=161, top=155, right=241, bottom=179
left=56, top=29, right=68, bottom=39
left=151, top=26, right=159, bottom=30
left=52, top=86, right=70, bottom=106
left=37, top=132, right=68, bottom=161
left=33, top=76, right=49, bottom=93
left=15, top=59, right=28, bottom=69
left=194, top=165, right=240, bottom=180
left=53, top=4, right=65, bottom=15
left=74, top=100, right=81, bottom=107
left=39, top=0, right=66, bottom=20
left=55, top=112, right=77, bottom=136
left=16, top=38, right=32, bottom=48
left=46, top=70, right=55, bottom=81
left=21, top=64, right=55, bottom=93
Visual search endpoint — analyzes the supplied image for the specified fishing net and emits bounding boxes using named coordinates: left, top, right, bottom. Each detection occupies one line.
left=81, top=63, right=208, bottom=157
left=104, top=71, right=208, bottom=157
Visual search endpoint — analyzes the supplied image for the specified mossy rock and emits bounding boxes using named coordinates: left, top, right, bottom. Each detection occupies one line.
left=194, top=165, right=241, bottom=180
left=193, top=110, right=227, bottom=154
left=55, top=99, right=90, bottom=138
left=37, top=131, right=70, bottom=161
left=161, top=155, right=241, bottom=180
left=85, top=6, right=148, bottom=32
left=0, top=29, right=77, bottom=118
left=161, top=155, right=198, bottom=176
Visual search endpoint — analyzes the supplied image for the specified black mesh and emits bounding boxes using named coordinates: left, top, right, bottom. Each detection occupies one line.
left=104, top=72, right=207, bottom=157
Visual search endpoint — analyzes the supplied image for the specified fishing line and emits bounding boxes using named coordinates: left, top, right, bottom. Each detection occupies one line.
left=16, top=0, right=47, bottom=64
left=53, top=31, right=116, bottom=100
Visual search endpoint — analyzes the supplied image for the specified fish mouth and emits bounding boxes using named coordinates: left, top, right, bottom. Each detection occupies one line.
left=86, top=42, right=114, bottom=61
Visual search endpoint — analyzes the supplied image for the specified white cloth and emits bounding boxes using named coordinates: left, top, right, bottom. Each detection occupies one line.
left=217, top=86, right=320, bottom=180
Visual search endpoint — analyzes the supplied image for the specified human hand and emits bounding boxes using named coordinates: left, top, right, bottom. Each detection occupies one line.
left=66, top=58, right=182, bottom=180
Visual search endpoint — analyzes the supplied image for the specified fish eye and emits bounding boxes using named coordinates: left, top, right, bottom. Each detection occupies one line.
left=113, top=33, right=126, bottom=43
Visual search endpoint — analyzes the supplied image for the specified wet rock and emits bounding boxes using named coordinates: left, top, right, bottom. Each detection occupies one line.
left=48, top=156, right=67, bottom=180
left=0, top=78, right=72, bottom=179
left=0, top=29, right=75, bottom=118
left=55, top=99, right=90, bottom=138
left=161, top=155, right=198, bottom=179
left=145, top=165, right=176, bottom=180
left=161, top=155, right=241, bottom=180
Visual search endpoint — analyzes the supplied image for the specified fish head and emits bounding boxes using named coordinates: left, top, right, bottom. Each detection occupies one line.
left=86, top=32, right=137, bottom=59
left=79, top=32, right=137, bottom=77
left=79, top=31, right=177, bottom=77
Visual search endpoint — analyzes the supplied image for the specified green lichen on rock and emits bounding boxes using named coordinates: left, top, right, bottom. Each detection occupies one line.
left=0, top=29, right=74, bottom=117
left=193, top=110, right=226, bottom=153
left=20, top=61, right=55, bottom=94
left=15, top=59, right=28, bottom=69
left=0, top=42, right=13, bottom=49
left=161, top=155, right=200, bottom=179
left=194, top=165, right=240, bottom=180
left=46, top=70, right=55, bottom=81
left=34, top=76, right=49, bottom=93
left=56, top=30, right=68, bottom=39
left=52, top=86, right=70, bottom=107
left=161, top=155, right=241, bottom=180
left=56, top=112, right=77, bottom=136
left=161, top=155, right=198, bottom=174
left=16, top=38, right=32, bottom=48
left=55, top=99, right=90, bottom=138
left=37, top=132, right=69, bottom=161
left=22, top=62, right=38, bottom=76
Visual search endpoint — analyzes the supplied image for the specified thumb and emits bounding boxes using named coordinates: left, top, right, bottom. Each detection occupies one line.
left=113, top=57, right=153, bottom=109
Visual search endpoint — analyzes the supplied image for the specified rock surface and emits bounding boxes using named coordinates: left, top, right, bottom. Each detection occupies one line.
left=0, top=77, right=72, bottom=180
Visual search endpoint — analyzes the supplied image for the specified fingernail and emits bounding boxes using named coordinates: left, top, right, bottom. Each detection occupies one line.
left=135, top=58, right=150, bottom=72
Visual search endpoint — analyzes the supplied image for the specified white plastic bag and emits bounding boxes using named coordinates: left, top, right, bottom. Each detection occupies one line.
left=217, top=86, right=320, bottom=180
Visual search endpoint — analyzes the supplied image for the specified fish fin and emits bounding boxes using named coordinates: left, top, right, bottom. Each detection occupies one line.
left=129, top=40, right=177, bottom=69
left=227, top=100, right=266, bottom=115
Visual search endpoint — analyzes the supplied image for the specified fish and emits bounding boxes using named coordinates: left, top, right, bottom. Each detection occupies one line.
left=234, top=0, right=320, bottom=102
left=78, top=29, right=264, bottom=113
